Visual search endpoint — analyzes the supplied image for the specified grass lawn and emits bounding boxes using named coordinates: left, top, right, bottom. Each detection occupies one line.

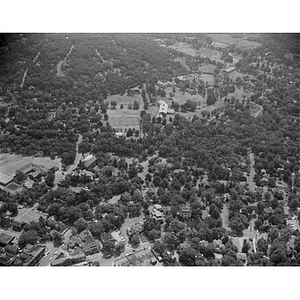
left=0, top=153, right=60, bottom=177
left=168, top=42, right=198, bottom=56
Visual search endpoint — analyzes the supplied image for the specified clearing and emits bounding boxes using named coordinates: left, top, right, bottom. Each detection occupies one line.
left=0, top=153, right=61, bottom=177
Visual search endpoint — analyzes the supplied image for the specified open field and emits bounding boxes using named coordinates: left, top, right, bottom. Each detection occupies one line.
left=6, top=182, right=21, bottom=191
left=0, top=153, right=61, bottom=177
left=168, top=42, right=198, bottom=56
left=14, top=206, right=46, bottom=224
left=207, top=33, right=237, bottom=45
left=201, top=74, right=215, bottom=86
left=164, top=87, right=206, bottom=106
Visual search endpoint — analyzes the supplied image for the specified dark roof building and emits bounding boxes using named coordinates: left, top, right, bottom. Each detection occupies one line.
left=0, top=232, right=15, bottom=247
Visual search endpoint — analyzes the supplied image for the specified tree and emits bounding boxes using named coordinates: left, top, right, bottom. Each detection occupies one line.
left=229, top=213, right=248, bottom=234
left=254, top=219, right=263, bottom=231
left=111, top=100, right=117, bottom=109
left=128, top=103, right=133, bottom=110
left=18, top=229, right=39, bottom=248
left=52, top=230, right=64, bottom=245
left=133, top=101, right=139, bottom=110
left=115, top=241, right=125, bottom=255
left=102, top=240, right=116, bottom=257
left=120, top=104, right=124, bottom=109
left=130, top=234, right=140, bottom=247
left=179, top=246, right=197, bottom=266
left=74, top=217, right=88, bottom=233
left=15, top=170, right=27, bottom=184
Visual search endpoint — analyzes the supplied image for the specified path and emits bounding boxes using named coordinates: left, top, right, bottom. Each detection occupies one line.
left=248, top=150, right=256, bottom=192
left=53, top=134, right=82, bottom=187
left=56, top=44, right=75, bottom=77
left=252, top=104, right=263, bottom=118
left=20, top=68, right=28, bottom=88
left=33, top=51, right=41, bottom=64
left=220, top=203, right=229, bottom=230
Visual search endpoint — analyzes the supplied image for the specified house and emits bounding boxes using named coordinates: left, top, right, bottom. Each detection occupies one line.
left=51, top=248, right=86, bottom=266
left=22, top=244, right=46, bottom=266
left=223, top=66, right=236, bottom=73
left=83, top=155, right=97, bottom=169
left=80, top=230, right=101, bottom=255
left=156, top=80, right=173, bottom=89
left=286, top=215, right=300, bottom=231
left=81, top=170, right=94, bottom=179
left=0, top=173, right=14, bottom=187
left=17, top=163, right=35, bottom=175
left=126, top=223, right=143, bottom=237
left=283, top=204, right=289, bottom=217
left=180, top=204, right=192, bottom=219
left=157, top=100, right=168, bottom=117
left=151, top=207, right=164, bottom=223
left=167, top=108, right=175, bottom=115
left=0, top=232, right=15, bottom=247
left=212, top=41, right=228, bottom=48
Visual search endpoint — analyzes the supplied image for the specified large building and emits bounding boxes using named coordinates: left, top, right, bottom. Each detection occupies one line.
left=0, top=173, right=14, bottom=187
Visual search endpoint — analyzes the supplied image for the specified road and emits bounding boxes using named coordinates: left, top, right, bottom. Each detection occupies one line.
left=248, top=151, right=256, bottom=192
left=252, top=104, right=263, bottom=118
left=220, top=204, right=229, bottom=230
left=86, top=241, right=152, bottom=266
left=39, top=228, right=72, bottom=266
left=53, top=134, right=82, bottom=187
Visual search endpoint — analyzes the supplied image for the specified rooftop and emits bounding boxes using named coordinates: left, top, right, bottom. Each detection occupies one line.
left=0, top=173, right=14, bottom=185
left=0, top=232, right=15, bottom=245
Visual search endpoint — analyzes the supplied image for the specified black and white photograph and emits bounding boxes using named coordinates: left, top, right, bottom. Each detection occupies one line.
left=0, top=1, right=299, bottom=299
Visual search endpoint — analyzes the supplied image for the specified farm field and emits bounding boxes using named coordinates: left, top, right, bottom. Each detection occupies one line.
left=0, top=153, right=60, bottom=177
left=207, top=33, right=237, bottom=45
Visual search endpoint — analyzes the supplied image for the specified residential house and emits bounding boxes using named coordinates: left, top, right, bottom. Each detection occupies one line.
left=0, top=233, right=15, bottom=247
left=83, top=155, right=97, bottom=169
left=22, top=244, right=46, bottom=266
left=180, top=204, right=192, bottom=219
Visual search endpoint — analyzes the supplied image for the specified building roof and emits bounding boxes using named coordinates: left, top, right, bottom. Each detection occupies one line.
left=83, top=156, right=97, bottom=168
left=0, top=233, right=15, bottom=245
left=0, top=173, right=14, bottom=185
left=17, top=163, right=35, bottom=174
left=83, top=154, right=94, bottom=162
left=223, top=66, right=236, bottom=73
left=158, top=100, right=168, bottom=114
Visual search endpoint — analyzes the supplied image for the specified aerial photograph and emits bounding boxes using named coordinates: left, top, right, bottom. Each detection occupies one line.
left=1, top=32, right=300, bottom=268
